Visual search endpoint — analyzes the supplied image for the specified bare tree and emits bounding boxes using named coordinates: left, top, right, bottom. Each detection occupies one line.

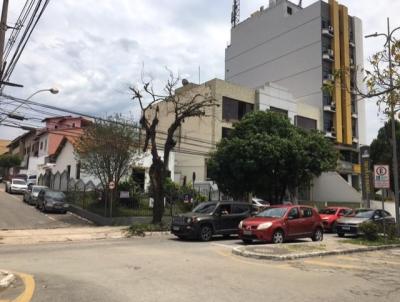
left=130, top=73, right=218, bottom=223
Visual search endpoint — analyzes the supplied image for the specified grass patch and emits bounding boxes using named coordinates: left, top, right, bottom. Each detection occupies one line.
left=125, top=222, right=170, bottom=237
left=284, top=244, right=327, bottom=253
left=341, top=237, right=400, bottom=247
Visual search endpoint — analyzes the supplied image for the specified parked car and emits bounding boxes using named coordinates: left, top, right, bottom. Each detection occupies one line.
left=238, top=205, right=324, bottom=244
left=8, top=178, right=28, bottom=194
left=26, top=175, right=37, bottom=186
left=251, top=197, right=270, bottom=212
left=171, top=201, right=252, bottom=241
left=336, top=209, right=395, bottom=237
left=319, top=207, right=354, bottom=232
left=23, top=185, right=48, bottom=206
left=36, top=189, right=69, bottom=214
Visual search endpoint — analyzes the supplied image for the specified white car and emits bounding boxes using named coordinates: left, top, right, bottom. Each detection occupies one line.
left=9, top=178, right=28, bottom=194
left=27, top=175, right=37, bottom=186
left=251, top=197, right=271, bottom=212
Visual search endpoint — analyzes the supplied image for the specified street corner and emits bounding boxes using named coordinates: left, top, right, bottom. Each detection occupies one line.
left=0, top=271, right=35, bottom=302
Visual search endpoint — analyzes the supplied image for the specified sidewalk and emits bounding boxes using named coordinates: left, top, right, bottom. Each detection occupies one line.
left=232, top=235, right=400, bottom=260
left=0, top=226, right=126, bottom=245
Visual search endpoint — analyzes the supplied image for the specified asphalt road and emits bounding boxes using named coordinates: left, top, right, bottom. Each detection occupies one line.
left=0, top=236, right=399, bottom=302
left=0, top=184, right=92, bottom=230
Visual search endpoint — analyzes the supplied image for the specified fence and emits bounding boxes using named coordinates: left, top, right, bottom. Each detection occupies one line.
left=37, top=171, right=194, bottom=219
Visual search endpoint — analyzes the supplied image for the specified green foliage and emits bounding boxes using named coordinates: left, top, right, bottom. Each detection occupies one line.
left=378, top=223, right=398, bottom=240
left=359, top=221, right=379, bottom=241
left=208, top=111, right=337, bottom=202
left=74, top=115, right=139, bottom=191
left=370, top=120, right=400, bottom=191
left=0, top=154, right=21, bottom=168
left=125, top=222, right=170, bottom=237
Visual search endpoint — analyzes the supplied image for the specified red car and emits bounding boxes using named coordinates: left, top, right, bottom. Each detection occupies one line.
left=319, top=207, right=354, bottom=232
left=238, top=205, right=324, bottom=244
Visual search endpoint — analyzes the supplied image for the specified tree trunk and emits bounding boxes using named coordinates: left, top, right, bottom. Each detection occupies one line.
left=150, top=157, right=165, bottom=224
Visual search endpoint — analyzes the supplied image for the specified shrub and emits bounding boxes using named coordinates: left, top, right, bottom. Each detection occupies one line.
left=359, top=221, right=379, bottom=241
left=125, top=222, right=170, bottom=237
left=378, top=223, right=398, bottom=240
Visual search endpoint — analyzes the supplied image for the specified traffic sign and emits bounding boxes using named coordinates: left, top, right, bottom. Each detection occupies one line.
left=374, top=165, right=390, bottom=189
left=108, top=181, right=116, bottom=190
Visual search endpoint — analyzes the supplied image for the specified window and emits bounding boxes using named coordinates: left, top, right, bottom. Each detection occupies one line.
left=40, top=142, right=43, bottom=150
left=76, top=162, right=81, bottom=179
left=67, top=165, right=71, bottom=178
left=222, top=127, right=233, bottom=139
left=219, top=204, right=232, bottom=215
left=288, top=207, right=300, bottom=219
left=301, top=207, right=313, bottom=218
left=222, top=97, right=253, bottom=121
left=72, top=123, right=75, bottom=128
left=287, top=6, right=292, bottom=15
left=232, top=204, right=250, bottom=214
left=44, top=139, right=47, bottom=150
left=269, top=107, right=288, bottom=117
left=295, top=116, right=317, bottom=131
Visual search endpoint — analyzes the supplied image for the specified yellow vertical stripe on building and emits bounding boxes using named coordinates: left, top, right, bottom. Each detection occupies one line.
left=329, top=0, right=342, bottom=143
left=339, top=5, right=352, bottom=145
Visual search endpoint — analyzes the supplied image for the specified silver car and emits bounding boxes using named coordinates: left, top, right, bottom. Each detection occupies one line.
left=9, top=178, right=28, bottom=194
left=336, top=209, right=395, bottom=237
left=23, top=185, right=48, bottom=206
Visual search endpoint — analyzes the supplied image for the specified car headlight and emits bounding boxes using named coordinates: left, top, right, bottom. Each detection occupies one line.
left=185, top=217, right=195, bottom=224
left=238, top=220, right=243, bottom=228
left=257, top=222, right=273, bottom=230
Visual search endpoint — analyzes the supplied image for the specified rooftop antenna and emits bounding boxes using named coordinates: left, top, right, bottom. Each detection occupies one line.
left=231, top=0, right=240, bottom=28
left=298, top=0, right=302, bottom=8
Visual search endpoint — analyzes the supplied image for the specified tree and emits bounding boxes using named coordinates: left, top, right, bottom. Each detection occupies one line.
left=74, top=116, right=139, bottom=193
left=130, top=73, right=218, bottom=223
left=207, top=111, right=337, bottom=203
left=0, top=154, right=21, bottom=176
left=370, top=120, right=400, bottom=192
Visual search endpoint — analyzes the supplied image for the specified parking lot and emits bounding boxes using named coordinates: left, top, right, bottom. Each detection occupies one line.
left=0, top=184, right=92, bottom=230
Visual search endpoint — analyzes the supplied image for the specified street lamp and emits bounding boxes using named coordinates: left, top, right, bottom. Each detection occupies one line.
left=0, top=87, right=59, bottom=123
left=365, top=18, right=400, bottom=234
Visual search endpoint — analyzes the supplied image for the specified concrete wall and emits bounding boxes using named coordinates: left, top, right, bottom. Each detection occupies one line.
left=312, top=171, right=362, bottom=203
left=226, top=0, right=323, bottom=108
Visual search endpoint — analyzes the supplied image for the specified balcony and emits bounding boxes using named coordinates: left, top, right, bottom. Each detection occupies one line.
left=323, top=74, right=335, bottom=84
left=322, top=25, right=334, bottom=37
left=322, top=49, right=334, bottom=61
left=325, top=128, right=336, bottom=139
left=324, top=102, right=336, bottom=112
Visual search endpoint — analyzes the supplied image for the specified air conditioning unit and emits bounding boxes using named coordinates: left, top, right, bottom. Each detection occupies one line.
left=325, top=74, right=334, bottom=81
left=331, top=101, right=336, bottom=109
left=327, top=49, right=334, bottom=56
left=350, top=58, right=354, bottom=65
left=328, top=25, right=334, bottom=32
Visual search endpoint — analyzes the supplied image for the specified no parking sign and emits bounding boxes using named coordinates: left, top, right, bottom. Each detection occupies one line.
left=374, top=165, right=390, bottom=189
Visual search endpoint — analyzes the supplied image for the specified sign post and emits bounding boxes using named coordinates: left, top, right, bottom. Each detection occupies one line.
left=374, top=165, right=390, bottom=240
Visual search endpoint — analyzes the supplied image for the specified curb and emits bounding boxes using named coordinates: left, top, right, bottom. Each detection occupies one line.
left=0, top=270, right=16, bottom=289
left=232, top=244, right=400, bottom=261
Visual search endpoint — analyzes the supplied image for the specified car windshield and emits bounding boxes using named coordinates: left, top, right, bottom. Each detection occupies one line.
left=193, top=203, right=217, bottom=214
left=29, top=175, right=36, bottom=179
left=13, top=179, right=26, bottom=185
left=46, top=191, right=65, bottom=199
left=319, top=208, right=337, bottom=215
left=33, top=187, right=47, bottom=193
left=256, top=207, right=288, bottom=218
left=355, top=210, right=374, bottom=218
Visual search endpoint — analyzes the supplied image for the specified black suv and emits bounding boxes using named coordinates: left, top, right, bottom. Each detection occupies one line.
left=171, top=201, right=252, bottom=241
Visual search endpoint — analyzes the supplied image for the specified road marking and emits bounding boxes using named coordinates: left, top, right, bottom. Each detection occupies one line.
left=0, top=272, right=35, bottom=302
left=44, top=215, right=56, bottom=221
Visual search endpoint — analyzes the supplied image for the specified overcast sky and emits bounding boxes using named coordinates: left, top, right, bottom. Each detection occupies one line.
left=0, top=0, right=399, bottom=143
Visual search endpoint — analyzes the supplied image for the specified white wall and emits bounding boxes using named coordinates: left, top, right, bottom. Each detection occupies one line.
left=312, top=171, right=362, bottom=203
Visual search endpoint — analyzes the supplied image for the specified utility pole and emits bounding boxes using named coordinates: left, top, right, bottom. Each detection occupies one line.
left=0, top=0, right=9, bottom=77
left=386, top=18, right=400, bottom=236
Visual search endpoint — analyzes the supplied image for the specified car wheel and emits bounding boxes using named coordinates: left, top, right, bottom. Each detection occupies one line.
left=199, top=225, right=213, bottom=241
left=312, top=227, right=323, bottom=241
left=272, top=229, right=284, bottom=244
left=177, top=235, right=187, bottom=240
left=331, top=222, right=337, bottom=233
left=337, top=232, right=345, bottom=238
left=242, top=239, right=253, bottom=244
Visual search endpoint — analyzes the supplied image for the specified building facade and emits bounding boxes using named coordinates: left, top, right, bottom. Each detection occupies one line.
left=225, top=0, right=365, bottom=189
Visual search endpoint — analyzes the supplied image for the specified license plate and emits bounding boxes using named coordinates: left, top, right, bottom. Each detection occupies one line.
left=342, top=226, right=350, bottom=230
left=243, top=230, right=252, bottom=235
left=172, top=226, right=180, bottom=231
